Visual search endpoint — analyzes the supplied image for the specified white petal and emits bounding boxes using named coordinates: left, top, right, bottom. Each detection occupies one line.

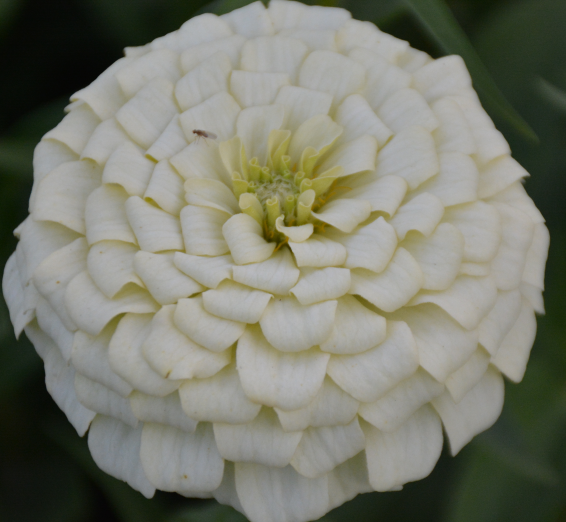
left=363, top=405, right=443, bottom=491
left=231, top=71, right=290, bottom=108
left=432, top=366, right=504, bottom=454
left=35, top=297, right=74, bottom=360
left=221, top=1, right=274, bottom=37
left=431, top=98, right=476, bottom=155
left=174, top=252, right=234, bottom=289
left=81, top=118, right=129, bottom=166
left=320, top=295, right=386, bottom=355
left=174, top=296, right=245, bottom=352
left=65, top=271, right=158, bottom=336
left=130, top=391, right=197, bottom=432
left=235, top=463, right=329, bottom=522
left=492, top=298, right=537, bottom=383
left=338, top=20, right=407, bottom=60
left=350, top=248, right=423, bottom=312
left=288, top=234, right=347, bottom=268
left=180, top=205, right=229, bottom=256
left=478, top=155, right=529, bottom=199
left=134, top=251, right=204, bottom=305
left=146, top=115, right=189, bottom=162
left=389, top=192, right=445, bottom=240
left=144, top=160, right=186, bottom=215
left=343, top=174, right=408, bottom=216
left=159, top=13, right=233, bottom=52
left=88, top=415, right=155, bottom=498
left=179, top=91, right=241, bottom=143
left=327, top=320, right=418, bottom=402
left=87, top=240, right=142, bottom=298
left=445, top=347, right=491, bottom=403
left=488, top=181, right=545, bottom=225
left=291, top=267, right=350, bottom=306
left=358, top=369, right=444, bottom=432
left=237, top=326, right=330, bottom=410
left=179, top=365, right=261, bottom=424
left=378, top=88, right=438, bottom=133
left=140, top=422, right=224, bottom=494
left=171, top=141, right=227, bottom=183
left=402, top=222, right=464, bottom=291
left=185, top=177, right=239, bottom=215
left=413, top=55, right=472, bottom=102
left=318, top=135, right=378, bottom=178
left=212, top=462, right=245, bottom=514
left=143, top=305, right=230, bottom=380
left=275, top=217, right=314, bottom=243
left=275, top=376, right=359, bottom=432
left=3, top=253, right=29, bottom=337
left=392, top=304, right=478, bottom=383
left=102, top=141, right=154, bottom=197
left=259, top=296, right=336, bottom=352
left=33, top=160, right=101, bottom=234
left=214, top=408, right=302, bottom=467
left=85, top=185, right=137, bottom=245
left=274, top=85, right=333, bottom=132
left=299, top=50, right=365, bottom=109
left=520, top=281, right=545, bottom=314
left=232, top=246, right=300, bottom=294
left=268, top=0, right=307, bottom=31
left=222, top=213, right=276, bottom=265
left=443, top=201, right=501, bottom=263
left=116, top=78, right=179, bottom=149
left=313, top=198, right=372, bottom=234
left=327, top=452, right=372, bottom=511
left=478, top=290, right=522, bottom=356
left=375, top=125, right=439, bottom=189
left=44, top=104, right=101, bottom=155
left=180, top=34, right=246, bottom=72
left=291, top=417, right=365, bottom=478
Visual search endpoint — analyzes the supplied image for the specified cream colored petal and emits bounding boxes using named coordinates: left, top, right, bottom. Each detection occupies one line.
left=432, top=366, right=504, bottom=455
left=359, top=369, right=444, bottom=432
left=179, top=92, right=241, bottom=142
left=275, top=376, right=359, bottom=432
left=116, top=48, right=181, bottom=98
left=459, top=262, right=491, bottom=277
left=175, top=52, right=232, bottom=111
left=174, top=296, right=245, bottom=352
left=350, top=248, right=423, bottom=312
left=318, top=135, right=378, bottom=177
left=432, top=98, right=476, bottom=155
left=338, top=20, right=407, bottom=61
left=212, top=462, right=244, bottom=514
left=288, top=234, right=347, bottom=268
left=81, top=118, right=129, bottom=166
left=87, top=240, right=143, bottom=298
left=445, top=347, right=491, bottom=403
left=378, top=88, right=439, bottom=133
left=125, top=196, right=184, bottom=252
left=410, top=275, right=498, bottom=330
left=184, top=178, right=239, bottom=215
left=65, top=271, right=159, bottom=336
left=146, top=115, right=189, bottom=162
left=179, top=365, right=261, bottom=424
left=375, top=125, right=439, bottom=189
left=241, top=36, right=308, bottom=83
left=174, top=252, right=234, bottom=289
left=491, top=298, right=537, bottom=383
left=364, top=405, right=443, bottom=491
left=44, top=104, right=101, bottom=155
left=130, top=391, right=197, bottom=432
left=343, top=174, right=407, bottom=216
left=392, top=304, right=478, bottom=383
left=180, top=34, right=246, bottom=72
left=413, top=55, right=472, bottom=101
left=85, top=185, right=137, bottom=245
left=33, top=160, right=101, bottom=234
left=74, top=373, right=138, bottom=427
left=235, top=463, right=329, bottom=522
left=133, top=251, right=204, bottom=305
left=259, top=296, right=337, bottom=352
left=109, top=313, right=179, bottom=397
left=232, top=246, right=299, bottom=294
left=312, top=199, right=371, bottom=234
left=478, top=155, right=529, bottom=200
left=490, top=203, right=534, bottom=291
left=143, top=160, right=186, bottom=216
left=88, top=415, right=155, bottom=498
left=180, top=205, right=229, bottom=256
left=274, top=86, right=333, bottom=133
left=237, top=326, right=330, bottom=410
left=327, top=452, right=373, bottom=511
left=402, top=222, right=464, bottom=291
left=231, top=71, right=290, bottom=108
left=170, top=141, right=226, bottom=182
left=443, top=201, right=501, bottom=263
left=221, top=1, right=274, bottom=37
left=222, top=213, right=276, bottom=265
left=143, top=305, right=231, bottom=380
left=116, top=78, right=179, bottom=149
left=488, top=181, right=545, bottom=225
left=334, top=94, right=392, bottom=148
left=267, top=0, right=307, bottom=31
left=32, top=139, right=78, bottom=188
left=3, top=253, right=29, bottom=337
left=159, top=13, right=233, bottom=52
left=290, top=267, right=350, bottom=306
left=389, top=193, right=444, bottom=240
left=236, top=104, right=285, bottom=165
left=320, top=295, right=386, bottom=355
left=291, top=417, right=365, bottom=478
left=275, top=217, right=314, bottom=243
left=72, top=321, right=133, bottom=397
left=140, top=423, right=224, bottom=494
left=415, top=151, right=478, bottom=207
left=214, top=408, right=302, bottom=467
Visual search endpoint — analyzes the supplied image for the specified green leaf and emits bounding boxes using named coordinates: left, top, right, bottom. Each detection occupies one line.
left=536, top=78, right=566, bottom=114
left=402, top=0, right=538, bottom=143
left=0, top=0, right=23, bottom=36
left=342, top=0, right=407, bottom=26
left=170, top=502, right=249, bottom=522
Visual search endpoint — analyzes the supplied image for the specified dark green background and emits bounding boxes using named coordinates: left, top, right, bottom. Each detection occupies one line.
left=1, top=0, right=565, bottom=520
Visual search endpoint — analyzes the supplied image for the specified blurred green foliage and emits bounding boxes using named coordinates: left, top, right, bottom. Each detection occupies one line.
left=1, top=0, right=565, bottom=521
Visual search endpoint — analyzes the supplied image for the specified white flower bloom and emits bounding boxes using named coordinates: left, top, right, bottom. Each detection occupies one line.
left=2, top=1, right=549, bottom=521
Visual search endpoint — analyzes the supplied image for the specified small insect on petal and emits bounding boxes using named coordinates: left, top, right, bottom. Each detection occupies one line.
left=193, top=129, right=217, bottom=140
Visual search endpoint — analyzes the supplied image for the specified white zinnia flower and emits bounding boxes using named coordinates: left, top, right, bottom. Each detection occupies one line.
left=2, top=1, right=549, bottom=521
